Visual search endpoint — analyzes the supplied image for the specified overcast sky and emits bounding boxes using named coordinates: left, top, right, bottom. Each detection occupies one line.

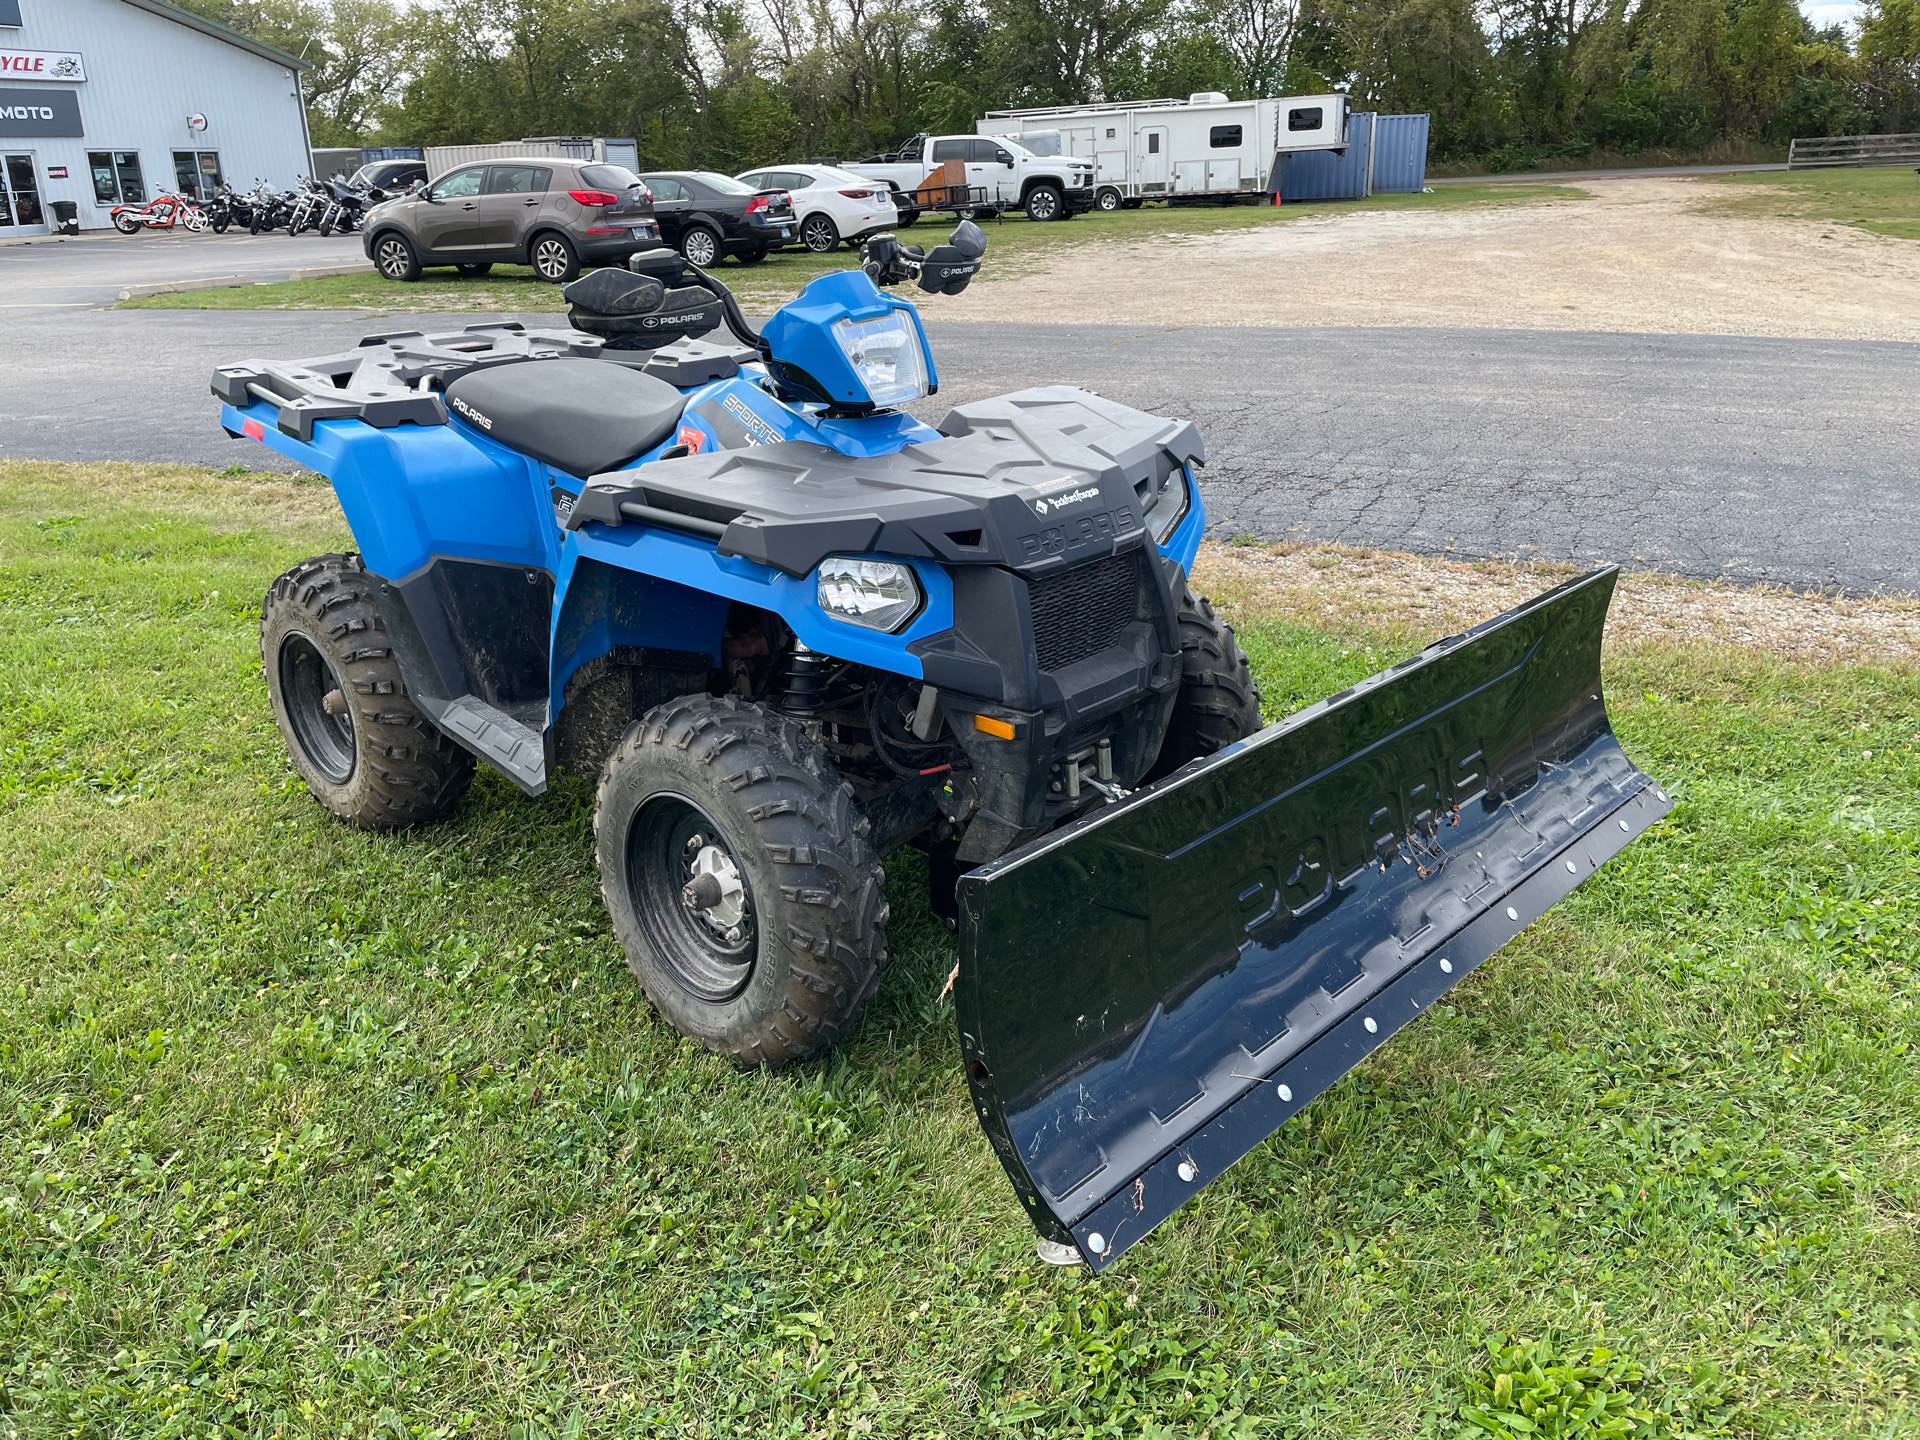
left=1802, top=0, right=1864, bottom=27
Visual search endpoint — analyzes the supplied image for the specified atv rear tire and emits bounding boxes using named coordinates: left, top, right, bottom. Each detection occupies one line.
left=260, top=554, right=474, bottom=826
left=594, top=695, right=889, bottom=1069
left=1148, top=584, right=1263, bottom=781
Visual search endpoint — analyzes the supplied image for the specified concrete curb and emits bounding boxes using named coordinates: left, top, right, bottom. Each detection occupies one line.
left=117, top=263, right=371, bottom=301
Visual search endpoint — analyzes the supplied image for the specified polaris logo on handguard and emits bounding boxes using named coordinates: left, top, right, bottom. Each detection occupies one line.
left=1032, top=485, right=1099, bottom=517
left=450, top=396, right=494, bottom=432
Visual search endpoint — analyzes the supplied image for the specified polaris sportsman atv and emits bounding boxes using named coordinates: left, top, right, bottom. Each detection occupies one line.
left=213, top=222, right=1669, bottom=1270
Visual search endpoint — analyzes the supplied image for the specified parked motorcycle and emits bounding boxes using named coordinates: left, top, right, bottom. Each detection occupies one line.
left=111, top=191, right=208, bottom=234
left=249, top=183, right=296, bottom=235
left=314, top=177, right=379, bottom=236
left=283, top=178, right=328, bottom=236
left=203, top=183, right=261, bottom=235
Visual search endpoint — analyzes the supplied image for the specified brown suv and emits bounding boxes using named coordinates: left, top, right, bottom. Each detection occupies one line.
left=363, top=158, right=659, bottom=284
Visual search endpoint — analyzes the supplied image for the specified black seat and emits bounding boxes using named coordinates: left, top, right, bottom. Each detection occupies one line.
left=443, top=357, right=686, bottom=478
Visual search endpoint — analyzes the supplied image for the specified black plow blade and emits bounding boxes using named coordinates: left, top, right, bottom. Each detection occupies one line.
left=954, top=567, right=1670, bottom=1270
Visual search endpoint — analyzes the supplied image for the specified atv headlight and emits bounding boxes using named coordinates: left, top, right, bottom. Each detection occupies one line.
left=1145, top=465, right=1192, bottom=543
left=817, top=557, right=922, bottom=632
left=832, top=311, right=929, bottom=408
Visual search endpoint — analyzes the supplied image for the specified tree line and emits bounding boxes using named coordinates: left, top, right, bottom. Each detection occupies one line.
left=181, top=0, right=1920, bottom=168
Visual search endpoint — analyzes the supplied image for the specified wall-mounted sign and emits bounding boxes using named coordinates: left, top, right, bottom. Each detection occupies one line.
left=0, top=50, right=86, bottom=83
left=186, top=112, right=208, bottom=132
left=0, top=1, right=22, bottom=30
left=0, top=87, right=83, bottom=138
left=46, top=163, right=67, bottom=178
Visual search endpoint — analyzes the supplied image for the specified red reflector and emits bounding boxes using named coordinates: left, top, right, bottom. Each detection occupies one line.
left=567, top=189, right=620, bottom=207
left=242, top=418, right=266, bottom=441
left=584, top=226, right=624, bottom=235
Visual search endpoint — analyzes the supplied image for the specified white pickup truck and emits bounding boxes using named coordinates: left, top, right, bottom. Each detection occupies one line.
left=847, top=134, right=1097, bottom=221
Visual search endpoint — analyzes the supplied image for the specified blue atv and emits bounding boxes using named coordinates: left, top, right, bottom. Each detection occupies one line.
left=214, top=223, right=1667, bottom=1269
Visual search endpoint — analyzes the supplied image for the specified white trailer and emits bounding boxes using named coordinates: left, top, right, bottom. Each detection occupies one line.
left=977, top=92, right=1348, bottom=208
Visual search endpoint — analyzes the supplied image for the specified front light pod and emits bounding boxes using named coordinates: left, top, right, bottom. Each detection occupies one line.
left=831, top=311, right=929, bottom=407
left=816, top=557, right=923, bottom=632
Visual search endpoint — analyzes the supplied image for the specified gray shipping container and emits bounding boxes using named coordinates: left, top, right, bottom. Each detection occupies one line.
left=424, top=137, right=639, bottom=177
left=1370, top=113, right=1430, bottom=193
left=1277, top=112, right=1375, bottom=201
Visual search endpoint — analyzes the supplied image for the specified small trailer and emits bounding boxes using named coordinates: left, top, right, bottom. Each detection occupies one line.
left=978, top=92, right=1348, bottom=210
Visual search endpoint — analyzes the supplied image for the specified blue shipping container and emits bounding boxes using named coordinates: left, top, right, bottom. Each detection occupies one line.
left=1278, top=112, right=1374, bottom=202
left=1370, top=114, right=1429, bottom=193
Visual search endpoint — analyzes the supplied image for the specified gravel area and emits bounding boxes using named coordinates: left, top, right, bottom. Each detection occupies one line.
left=962, top=178, right=1920, bottom=342
left=1197, top=541, right=1920, bottom=667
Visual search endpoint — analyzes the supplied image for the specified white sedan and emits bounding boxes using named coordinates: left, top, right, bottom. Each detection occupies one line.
left=734, top=164, right=898, bottom=254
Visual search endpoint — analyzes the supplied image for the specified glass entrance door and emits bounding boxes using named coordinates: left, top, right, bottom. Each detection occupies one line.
left=2, top=153, right=44, bottom=232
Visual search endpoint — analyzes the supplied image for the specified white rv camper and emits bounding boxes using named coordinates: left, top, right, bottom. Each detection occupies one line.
left=977, top=92, right=1348, bottom=208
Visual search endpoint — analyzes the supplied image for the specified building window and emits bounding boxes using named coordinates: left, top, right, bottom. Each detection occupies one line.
left=1105, top=128, right=1116, bottom=138
left=1147, top=132, right=1160, bottom=154
left=88, top=151, right=146, bottom=205
left=1209, top=125, right=1243, bottom=148
left=173, top=150, right=223, bottom=201
left=1288, top=107, right=1324, bottom=132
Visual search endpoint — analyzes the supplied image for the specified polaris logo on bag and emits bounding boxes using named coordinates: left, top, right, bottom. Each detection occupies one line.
left=1032, top=485, right=1099, bottom=517
left=450, top=396, right=493, bottom=431
left=640, top=311, right=708, bottom=330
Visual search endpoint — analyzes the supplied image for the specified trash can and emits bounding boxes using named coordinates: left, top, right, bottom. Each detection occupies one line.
left=50, top=199, right=80, bottom=236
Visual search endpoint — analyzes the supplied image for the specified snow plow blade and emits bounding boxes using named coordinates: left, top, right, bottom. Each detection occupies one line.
left=954, top=567, right=1669, bottom=1271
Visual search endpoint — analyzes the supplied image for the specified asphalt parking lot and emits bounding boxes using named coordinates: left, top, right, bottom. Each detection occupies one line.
left=3, top=300, right=1915, bottom=594
left=0, top=228, right=368, bottom=308
left=2, top=234, right=1915, bottom=594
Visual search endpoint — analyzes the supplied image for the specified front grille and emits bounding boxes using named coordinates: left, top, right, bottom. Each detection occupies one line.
left=1028, top=552, right=1143, bottom=671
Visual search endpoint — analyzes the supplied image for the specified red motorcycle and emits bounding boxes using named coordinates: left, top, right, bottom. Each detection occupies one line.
left=111, top=191, right=209, bottom=234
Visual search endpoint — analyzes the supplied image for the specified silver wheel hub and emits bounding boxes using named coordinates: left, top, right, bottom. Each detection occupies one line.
left=682, top=843, right=747, bottom=936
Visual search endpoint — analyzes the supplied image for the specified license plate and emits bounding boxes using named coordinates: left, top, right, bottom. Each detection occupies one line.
left=631, top=226, right=653, bottom=240
left=776, top=226, right=791, bottom=238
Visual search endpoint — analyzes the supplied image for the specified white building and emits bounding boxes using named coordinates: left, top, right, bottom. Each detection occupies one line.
left=0, top=0, right=310, bottom=235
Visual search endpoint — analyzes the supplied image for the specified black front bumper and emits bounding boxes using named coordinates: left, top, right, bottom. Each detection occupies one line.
left=1064, top=186, right=1097, bottom=214
left=916, top=545, right=1186, bottom=861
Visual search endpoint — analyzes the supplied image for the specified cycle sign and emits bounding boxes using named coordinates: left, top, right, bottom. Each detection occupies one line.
left=0, top=49, right=86, bottom=83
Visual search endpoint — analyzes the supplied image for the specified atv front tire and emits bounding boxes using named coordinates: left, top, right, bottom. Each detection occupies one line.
left=1148, top=584, right=1263, bottom=781
left=594, top=695, right=889, bottom=1068
left=260, top=554, right=474, bottom=826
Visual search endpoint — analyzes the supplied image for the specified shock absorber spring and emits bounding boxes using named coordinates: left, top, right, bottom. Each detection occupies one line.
left=778, top=641, right=830, bottom=718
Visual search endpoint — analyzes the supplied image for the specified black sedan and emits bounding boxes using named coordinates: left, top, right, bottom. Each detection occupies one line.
left=639, top=171, right=796, bottom=266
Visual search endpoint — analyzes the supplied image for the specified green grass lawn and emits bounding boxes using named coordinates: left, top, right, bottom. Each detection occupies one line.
left=118, top=184, right=1583, bottom=315
left=2, top=459, right=1915, bottom=1437
left=1716, top=166, right=1920, bottom=241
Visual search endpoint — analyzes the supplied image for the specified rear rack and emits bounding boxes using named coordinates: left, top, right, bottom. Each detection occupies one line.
left=211, top=323, right=606, bottom=441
